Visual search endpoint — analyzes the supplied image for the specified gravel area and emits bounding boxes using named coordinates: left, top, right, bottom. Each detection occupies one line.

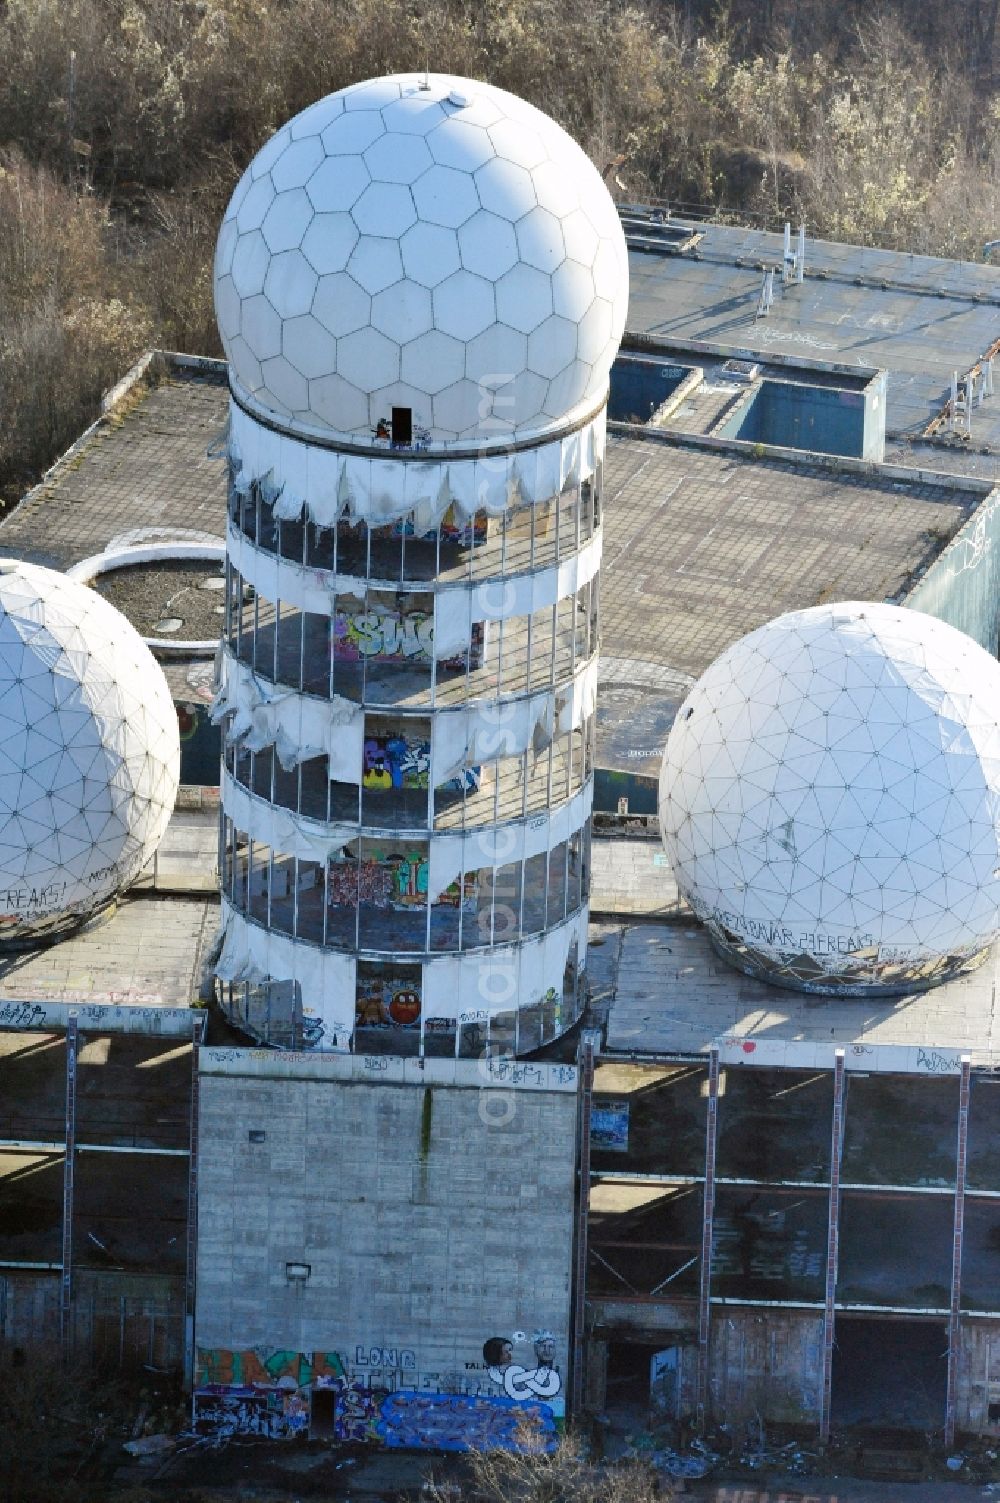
left=93, top=561, right=226, bottom=640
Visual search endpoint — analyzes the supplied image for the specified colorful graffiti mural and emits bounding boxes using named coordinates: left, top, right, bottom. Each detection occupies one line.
left=355, top=973, right=422, bottom=1029
left=192, top=1344, right=561, bottom=1451
left=193, top=1387, right=309, bottom=1439
left=327, top=853, right=477, bottom=914
left=194, top=1379, right=557, bottom=1450
left=363, top=731, right=480, bottom=795
left=334, top=604, right=434, bottom=663
left=378, top=1391, right=557, bottom=1451
left=194, top=1348, right=345, bottom=1387
left=363, top=733, right=429, bottom=790
left=327, top=853, right=427, bottom=908
left=334, top=1383, right=385, bottom=1442
left=590, top=1098, right=630, bottom=1152
left=484, top=1334, right=562, bottom=1402
left=333, top=603, right=483, bottom=670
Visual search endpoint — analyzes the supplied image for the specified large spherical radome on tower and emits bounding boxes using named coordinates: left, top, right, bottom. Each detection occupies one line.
left=213, top=73, right=629, bottom=447
left=0, top=562, right=180, bottom=944
left=658, top=602, right=1000, bottom=995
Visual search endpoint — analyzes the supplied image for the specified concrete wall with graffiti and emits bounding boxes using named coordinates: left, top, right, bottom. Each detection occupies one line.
left=0, top=998, right=197, bottom=1036
left=903, top=484, right=1000, bottom=657
left=194, top=1060, right=578, bottom=1450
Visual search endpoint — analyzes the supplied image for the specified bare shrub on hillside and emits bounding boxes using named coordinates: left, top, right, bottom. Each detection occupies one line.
left=0, top=155, right=150, bottom=501
left=426, top=1430, right=677, bottom=1503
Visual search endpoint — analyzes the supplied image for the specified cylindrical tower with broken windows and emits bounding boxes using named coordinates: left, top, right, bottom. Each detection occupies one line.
left=211, top=72, right=628, bottom=1055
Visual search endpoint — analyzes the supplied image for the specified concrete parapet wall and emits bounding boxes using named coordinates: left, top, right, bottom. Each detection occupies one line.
left=0, top=999, right=198, bottom=1037
left=905, top=485, right=1000, bottom=654
left=199, top=1046, right=578, bottom=1092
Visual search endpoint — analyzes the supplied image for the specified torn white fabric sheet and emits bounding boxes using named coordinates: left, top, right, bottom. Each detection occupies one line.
left=227, top=524, right=337, bottom=616
left=543, top=912, right=580, bottom=992
left=211, top=651, right=364, bottom=783
left=217, top=898, right=356, bottom=1041
left=518, top=931, right=544, bottom=1010
left=420, top=953, right=462, bottom=1021
left=429, top=689, right=551, bottom=786
left=214, top=916, right=268, bottom=985
left=229, top=398, right=605, bottom=529
left=555, top=657, right=599, bottom=734
left=432, top=587, right=474, bottom=662
left=426, top=783, right=593, bottom=901
left=221, top=769, right=355, bottom=862
left=420, top=911, right=587, bottom=1022
left=470, top=533, right=603, bottom=623
left=432, top=534, right=603, bottom=658
left=429, top=657, right=598, bottom=785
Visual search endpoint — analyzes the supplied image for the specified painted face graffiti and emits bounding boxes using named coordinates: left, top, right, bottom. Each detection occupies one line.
left=482, top=1334, right=562, bottom=1402
left=482, top=1336, right=514, bottom=1368
left=534, top=1332, right=556, bottom=1367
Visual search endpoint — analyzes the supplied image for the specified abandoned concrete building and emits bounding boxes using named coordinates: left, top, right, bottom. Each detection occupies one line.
left=3, top=72, right=1000, bottom=1453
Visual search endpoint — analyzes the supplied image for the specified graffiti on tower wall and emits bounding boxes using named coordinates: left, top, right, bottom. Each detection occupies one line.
left=333, top=608, right=483, bottom=671
left=327, top=853, right=478, bottom=913
left=362, top=731, right=480, bottom=794
left=355, top=972, right=422, bottom=1029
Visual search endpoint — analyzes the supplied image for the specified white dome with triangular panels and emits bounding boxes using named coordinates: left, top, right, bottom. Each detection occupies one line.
left=659, top=601, right=1000, bottom=995
left=0, top=561, right=180, bottom=944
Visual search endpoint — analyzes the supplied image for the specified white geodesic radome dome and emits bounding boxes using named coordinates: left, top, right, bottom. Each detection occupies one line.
left=0, top=561, right=180, bottom=944
left=659, top=601, right=1000, bottom=995
left=214, top=73, right=629, bottom=446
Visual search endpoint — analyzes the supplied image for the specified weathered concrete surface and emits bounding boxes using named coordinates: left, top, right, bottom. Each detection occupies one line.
left=0, top=369, right=228, bottom=572
left=195, top=1057, right=579, bottom=1427
left=601, top=434, right=974, bottom=689
left=0, top=894, right=216, bottom=1007
left=591, top=836, right=682, bottom=917
left=591, top=837, right=1000, bottom=1068
left=627, top=221, right=1000, bottom=439
left=0, top=806, right=219, bottom=1010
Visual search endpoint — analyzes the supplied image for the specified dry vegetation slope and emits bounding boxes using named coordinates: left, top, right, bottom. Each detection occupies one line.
left=1, top=0, right=999, bottom=504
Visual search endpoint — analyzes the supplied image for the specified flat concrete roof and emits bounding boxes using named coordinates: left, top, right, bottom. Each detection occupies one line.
left=0, top=360, right=228, bottom=572
left=0, top=893, right=215, bottom=1008
left=597, top=432, right=979, bottom=774
left=593, top=836, right=1000, bottom=1071
left=0, top=807, right=218, bottom=1009
left=0, top=358, right=229, bottom=710
left=884, top=434, right=1000, bottom=483
left=627, top=222, right=1000, bottom=443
